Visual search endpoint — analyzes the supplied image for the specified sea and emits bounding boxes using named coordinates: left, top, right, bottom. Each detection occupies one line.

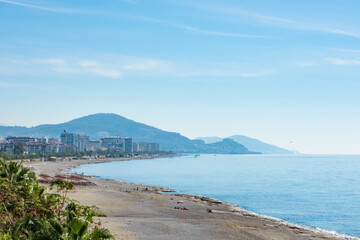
left=72, top=154, right=360, bottom=238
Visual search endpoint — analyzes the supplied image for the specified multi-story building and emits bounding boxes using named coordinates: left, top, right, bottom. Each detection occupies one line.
left=24, top=142, right=61, bottom=154
left=60, top=131, right=76, bottom=145
left=44, top=142, right=60, bottom=153
left=6, top=136, right=36, bottom=144
left=0, top=142, right=14, bottom=153
left=132, top=142, right=139, bottom=152
left=60, top=144, right=77, bottom=153
left=133, top=142, right=160, bottom=153
left=89, top=141, right=102, bottom=151
left=77, top=134, right=89, bottom=152
left=101, top=137, right=123, bottom=149
left=133, top=142, right=145, bottom=152
left=147, top=143, right=160, bottom=152
left=124, top=138, right=133, bottom=154
left=0, top=136, right=60, bottom=154
left=25, top=142, right=45, bottom=153
left=101, top=137, right=132, bottom=153
left=48, top=137, right=60, bottom=143
left=60, top=130, right=89, bottom=152
left=0, top=139, right=4, bottom=152
left=36, top=137, right=48, bottom=143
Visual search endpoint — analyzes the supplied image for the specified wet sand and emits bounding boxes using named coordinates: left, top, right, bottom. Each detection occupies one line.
left=24, top=157, right=354, bottom=240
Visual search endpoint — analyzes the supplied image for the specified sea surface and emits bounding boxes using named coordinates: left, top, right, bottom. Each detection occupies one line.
left=73, top=154, right=360, bottom=238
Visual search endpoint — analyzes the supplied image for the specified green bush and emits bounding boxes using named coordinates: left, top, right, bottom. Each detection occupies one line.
left=0, top=158, right=114, bottom=240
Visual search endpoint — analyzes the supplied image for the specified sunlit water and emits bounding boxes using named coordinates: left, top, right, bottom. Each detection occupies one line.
left=73, top=154, right=360, bottom=237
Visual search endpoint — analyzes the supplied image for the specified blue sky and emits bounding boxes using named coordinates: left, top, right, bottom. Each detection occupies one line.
left=1, top=0, right=360, bottom=154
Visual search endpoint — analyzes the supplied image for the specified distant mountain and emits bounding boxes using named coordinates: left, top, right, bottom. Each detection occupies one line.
left=0, top=113, right=253, bottom=154
left=205, top=139, right=260, bottom=154
left=196, top=136, right=223, bottom=144
left=197, top=135, right=294, bottom=154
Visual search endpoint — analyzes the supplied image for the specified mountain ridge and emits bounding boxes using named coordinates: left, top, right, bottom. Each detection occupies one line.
left=196, top=135, right=294, bottom=154
left=0, top=113, right=291, bottom=154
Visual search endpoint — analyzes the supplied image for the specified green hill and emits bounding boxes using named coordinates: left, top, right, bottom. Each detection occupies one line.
left=0, top=113, right=253, bottom=154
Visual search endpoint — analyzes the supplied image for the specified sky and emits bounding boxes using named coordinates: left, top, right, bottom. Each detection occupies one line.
left=0, top=0, right=360, bottom=154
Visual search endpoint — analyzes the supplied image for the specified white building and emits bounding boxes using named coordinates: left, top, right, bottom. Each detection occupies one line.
left=101, top=137, right=133, bottom=153
left=60, top=130, right=90, bottom=152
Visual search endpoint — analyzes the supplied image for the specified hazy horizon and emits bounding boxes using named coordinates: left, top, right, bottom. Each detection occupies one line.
left=1, top=0, right=359, bottom=154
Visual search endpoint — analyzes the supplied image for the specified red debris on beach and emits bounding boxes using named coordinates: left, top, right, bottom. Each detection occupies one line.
left=39, top=173, right=51, bottom=179
left=38, top=173, right=95, bottom=186
left=174, top=207, right=188, bottom=210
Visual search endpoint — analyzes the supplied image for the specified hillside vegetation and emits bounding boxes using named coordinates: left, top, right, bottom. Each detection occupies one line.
left=0, top=159, right=113, bottom=240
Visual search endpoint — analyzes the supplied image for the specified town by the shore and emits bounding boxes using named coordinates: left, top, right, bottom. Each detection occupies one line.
left=24, top=156, right=350, bottom=240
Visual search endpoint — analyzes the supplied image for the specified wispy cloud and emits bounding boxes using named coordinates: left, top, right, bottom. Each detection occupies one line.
left=177, top=2, right=360, bottom=39
left=112, top=13, right=269, bottom=39
left=322, top=47, right=360, bottom=54
left=34, top=58, right=66, bottom=65
left=0, top=0, right=77, bottom=13
left=41, top=59, right=120, bottom=78
left=324, top=29, right=360, bottom=39
left=0, top=0, right=269, bottom=39
left=237, top=71, right=273, bottom=78
left=0, top=54, right=276, bottom=80
left=121, top=60, right=164, bottom=71
left=181, top=70, right=273, bottom=78
left=0, top=55, right=172, bottom=79
left=0, top=80, right=51, bottom=91
left=71, top=60, right=123, bottom=78
left=297, top=61, right=316, bottom=67
left=3, top=0, right=357, bottom=39
left=181, top=26, right=269, bottom=39
left=0, top=81, right=30, bottom=88
left=325, top=58, right=360, bottom=65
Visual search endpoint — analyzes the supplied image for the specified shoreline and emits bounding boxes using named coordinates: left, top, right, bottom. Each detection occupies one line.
left=165, top=192, right=359, bottom=240
left=24, top=155, right=358, bottom=240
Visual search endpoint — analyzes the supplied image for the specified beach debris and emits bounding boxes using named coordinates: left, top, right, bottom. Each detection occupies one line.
left=39, top=173, right=51, bottom=179
left=38, top=173, right=95, bottom=186
left=177, top=201, right=184, bottom=204
left=174, top=207, right=188, bottom=210
left=206, top=208, right=213, bottom=213
left=174, top=194, right=222, bottom=205
left=161, top=188, right=176, bottom=192
left=199, top=197, right=222, bottom=205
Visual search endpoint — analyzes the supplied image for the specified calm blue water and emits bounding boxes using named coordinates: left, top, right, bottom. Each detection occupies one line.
left=73, top=154, right=360, bottom=237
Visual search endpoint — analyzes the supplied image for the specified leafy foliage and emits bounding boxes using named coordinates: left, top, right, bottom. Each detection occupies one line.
left=0, top=158, right=114, bottom=240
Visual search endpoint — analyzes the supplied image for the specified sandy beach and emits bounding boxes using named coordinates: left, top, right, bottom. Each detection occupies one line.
left=24, top=157, right=353, bottom=240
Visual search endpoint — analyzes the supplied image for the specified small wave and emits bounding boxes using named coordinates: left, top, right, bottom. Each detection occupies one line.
left=232, top=205, right=359, bottom=240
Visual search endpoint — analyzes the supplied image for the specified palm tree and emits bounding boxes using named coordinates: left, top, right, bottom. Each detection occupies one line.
left=63, top=202, right=114, bottom=240
left=0, top=233, right=13, bottom=240
left=13, top=211, right=114, bottom=240
left=0, top=159, right=36, bottom=185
